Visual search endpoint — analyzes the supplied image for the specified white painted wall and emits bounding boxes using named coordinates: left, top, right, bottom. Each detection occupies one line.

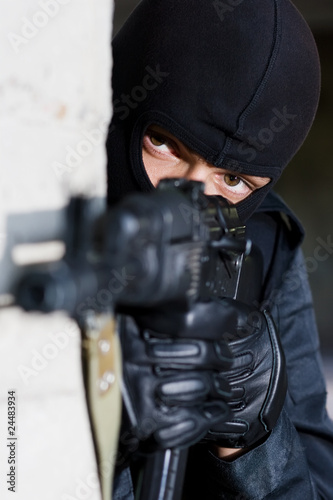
left=0, top=1, right=114, bottom=498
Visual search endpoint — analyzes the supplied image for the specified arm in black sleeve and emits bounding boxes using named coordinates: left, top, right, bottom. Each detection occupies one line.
left=183, top=244, right=333, bottom=499
left=275, top=246, right=333, bottom=498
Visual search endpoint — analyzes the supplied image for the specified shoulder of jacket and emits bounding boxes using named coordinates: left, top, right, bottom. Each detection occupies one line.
left=255, top=190, right=305, bottom=249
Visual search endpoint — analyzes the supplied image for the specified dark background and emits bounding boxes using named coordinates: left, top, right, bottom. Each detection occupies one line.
left=113, top=0, right=333, bottom=355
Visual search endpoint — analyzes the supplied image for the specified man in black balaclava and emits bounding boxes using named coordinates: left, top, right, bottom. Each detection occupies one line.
left=108, top=1, right=333, bottom=499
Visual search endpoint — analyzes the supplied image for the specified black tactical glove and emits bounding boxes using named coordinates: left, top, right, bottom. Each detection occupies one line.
left=118, top=309, right=233, bottom=453
left=196, top=298, right=287, bottom=449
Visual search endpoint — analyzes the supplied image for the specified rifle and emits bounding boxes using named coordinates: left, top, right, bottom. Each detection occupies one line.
left=14, top=177, right=258, bottom=500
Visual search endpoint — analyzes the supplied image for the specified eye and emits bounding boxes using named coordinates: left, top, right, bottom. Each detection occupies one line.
left=224, top=174, right=241, bottom=187
left=143, top=129, right=180, bottom=158
left=207, top=170, right=271, bottom=203
left=211, top=172, right=251, bottom=198
left=221, top=173, right=249, bottom=193
left=150, top=133, right=165, bottom=147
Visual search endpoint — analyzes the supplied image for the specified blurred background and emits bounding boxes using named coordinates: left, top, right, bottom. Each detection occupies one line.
left=112, top=0, right=333, bottom=414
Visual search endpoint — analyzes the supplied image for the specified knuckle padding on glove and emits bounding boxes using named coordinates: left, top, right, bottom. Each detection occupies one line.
left=158, top=374, right=211, bottom=403
left=155, top=402, right=231, bottom=449
left=146, top=335, right=232, bottom=371
left=149, top=340, right=201, bottom=359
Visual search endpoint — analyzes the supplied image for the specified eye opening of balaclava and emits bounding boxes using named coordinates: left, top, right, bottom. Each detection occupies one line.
left=129, top=112, right=274, bottom=217
left=107, top=0, right=320, bottom=223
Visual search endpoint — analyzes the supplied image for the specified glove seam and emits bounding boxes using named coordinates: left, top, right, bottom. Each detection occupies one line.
left=259, top=310, right=277, bottom=432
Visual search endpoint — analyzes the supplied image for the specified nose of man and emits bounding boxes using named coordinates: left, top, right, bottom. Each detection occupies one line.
left=183, top=160, right=214, bottom=186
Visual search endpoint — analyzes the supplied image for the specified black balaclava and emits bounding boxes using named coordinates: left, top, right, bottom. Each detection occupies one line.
left=107, top=0, right=320, bottom=222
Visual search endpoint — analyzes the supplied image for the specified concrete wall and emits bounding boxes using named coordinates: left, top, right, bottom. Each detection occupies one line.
left=0, top=1, right=114, bottom=498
